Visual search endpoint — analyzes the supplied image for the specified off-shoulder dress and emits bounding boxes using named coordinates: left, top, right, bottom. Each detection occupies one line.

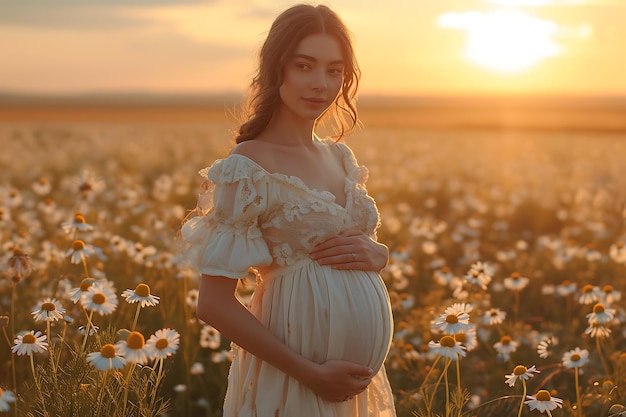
left=181, top=140, right=396, bottom=417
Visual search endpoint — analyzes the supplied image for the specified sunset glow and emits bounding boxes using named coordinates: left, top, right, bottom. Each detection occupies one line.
left=438, top=10, right=561, bottom=73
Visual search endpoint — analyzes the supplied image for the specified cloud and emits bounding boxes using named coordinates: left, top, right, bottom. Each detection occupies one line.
left=0, top=0, right=216, bottom=29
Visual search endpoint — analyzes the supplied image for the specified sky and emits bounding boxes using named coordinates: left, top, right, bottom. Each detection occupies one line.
left=1, top=0, right=625, bottom=97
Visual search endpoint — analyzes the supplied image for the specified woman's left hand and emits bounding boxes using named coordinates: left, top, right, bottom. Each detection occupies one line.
left=310, top=230, right=389, bottom=272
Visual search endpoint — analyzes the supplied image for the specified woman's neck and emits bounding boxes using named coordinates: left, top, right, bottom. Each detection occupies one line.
left=259, top=105, right=317, bottom=146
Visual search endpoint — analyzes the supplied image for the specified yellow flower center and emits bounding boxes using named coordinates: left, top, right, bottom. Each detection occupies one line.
left=500, top=336, right=512, bottom=345
left=92, top=293, right=106, bottom=305
left=440, top=336, right=456, bottom=348
left=155, top=339, right=169, bottom=350
left=446, top=314, right=459, bottom=324
left=135, top=283, right=151, bottom=298
left=571, top=353, right=581, bottom=362
left=441, top=266, right=450, bottom=273
left=510, top=272, right=520, bottom=280
left=127, top=332, right=145, bottom=350
left=44, top=198, right=53, bottom=205
left=42, top=302, right=56, bottom=311
left=513, top=365, right=528, bottom=375
left=101, top=344, right=117, bottom=359
left=582, top=284, right=593, bottom=294
left=593, top=304, right=606, bottom=314
left=74, top=213, right=86, bottom=223
left=603, top=285, right=614, bottom=293
left=22, top=334, right=36, bottom=344
left=38, top=177, right=48, bottom=185
left=536, top=390, right=551, bottom=401
left=79, top=278, right=95, bottom=292
left=454, top=333, right=467, bottom=344
left=72, top=240, right=86, bottom=251
left=9, top=190, right=17, bottom=198
left=490, top=309, right=498, bottom=316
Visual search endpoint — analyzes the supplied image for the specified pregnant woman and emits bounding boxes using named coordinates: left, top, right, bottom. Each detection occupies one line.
left=181, top=4, right=396, bottom=416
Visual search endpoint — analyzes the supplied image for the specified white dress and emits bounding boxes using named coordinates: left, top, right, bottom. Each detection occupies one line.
left=181, top=140, right=396, bottom=417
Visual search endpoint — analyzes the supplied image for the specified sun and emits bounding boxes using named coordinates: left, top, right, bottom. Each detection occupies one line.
left=438, top=9, right=562, bottom=73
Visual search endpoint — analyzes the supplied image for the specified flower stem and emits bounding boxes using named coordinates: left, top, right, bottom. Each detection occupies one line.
left=131, top=304, right=142, bottom=332
left=46, top=319, right=57, bottom=375
left=596, top=336, right=611, bottom=375
left=81, top=257, right=89, bottom=279
left=517, top=379, right=527, bottom=417
left=444, top=358, right=451, bottom=417
left=122, top=363, right=136, bottom=417
left=574, top=366, right=582, bottom=417
left=95, top=370, right=108, bottom=416
left=455, top=355, right=462, bottom=417
left=425, top=355, right=447, bottom=415
left=81, top=310, right=94, bottom=352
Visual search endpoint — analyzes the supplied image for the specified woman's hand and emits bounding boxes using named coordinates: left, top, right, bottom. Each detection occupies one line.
left=302, top=359, right=373, bottom=402
left=310, top=229, right=389, bottom=272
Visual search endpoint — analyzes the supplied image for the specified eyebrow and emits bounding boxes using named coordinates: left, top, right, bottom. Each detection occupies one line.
left=293, top=53, right=344, bottom=66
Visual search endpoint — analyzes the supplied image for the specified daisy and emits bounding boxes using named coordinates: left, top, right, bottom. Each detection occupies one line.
left=578, top=284, right=599, bottom=305
left=200, top=325, right=221, bottom=349
left=586, top=303, right=616, bottom=325
left=585, top=322, right=612, bottom=339
left=463, top=261, right=493, bottom=289
left=122, top=283, right=160, bottom=307
left=12, top=331, right=48, bottom=356
left=32, top=176, right=52, bottom=196
left=186, top=289, right=199, bottom=309
left=433, top=266, right=455, bottom=287
left=600, top=284, right=621, bottom=305
left=433, top=309, right=471, bottom=335
left=65, top=239, right=96, bottom=264
left=483, top=308, right=506, bottom=325
left=0, top=388, right=16, bottom=412
left=61, top=212, right=95, bottom=235
left=115, top=331, right=149, bottom=364
left=525, top=390, right=563, bottom=414
left=555, top=280, right=577, bottom=297
left=145, top=328, right=180, bottom=360
left=31, top=297, right=65, bottom=322
left=428, top=335, right=467, bottom=360
left=537, top=336, right=558, bottom=359
left=68, top=278, right=97, bottom=303
left=7, top=249, right=32, bottom=283
left=503, top=272, right=530, bottom=291
left=505, top=365, right=540, bottom=387
left=86, top=343, right=126, bottom=370
left=190, top=362, right=205, bottom=375
left=562, top=347, right=589, bottom=369
left=212, top=349, right=234, bottom=363
left=453, top=326, right=478, bottom=351
left=81, top=284, right=118, bottom=316
left=494, top=336, right=519, bottom=361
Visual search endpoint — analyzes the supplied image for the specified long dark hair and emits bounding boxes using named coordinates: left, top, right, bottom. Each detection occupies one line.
left=235, top=4, right=361, bottom=144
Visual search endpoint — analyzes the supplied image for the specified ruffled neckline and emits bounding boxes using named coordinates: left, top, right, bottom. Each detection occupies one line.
left=223, top=142, right=358, bottom=211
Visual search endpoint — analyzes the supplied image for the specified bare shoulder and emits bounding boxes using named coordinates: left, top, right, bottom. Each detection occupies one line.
left=320, top=138, right=350, bottom=160
left=230, top=140, right=277, bottom=171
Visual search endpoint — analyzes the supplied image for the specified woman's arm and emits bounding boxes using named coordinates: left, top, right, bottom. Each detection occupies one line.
left=197, top=274, right=373, bottom=402
left=309, top=229, right=389, bottom=272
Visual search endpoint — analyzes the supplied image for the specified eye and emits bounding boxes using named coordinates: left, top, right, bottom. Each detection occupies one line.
left=295, top=62, right=312, bottom=70
left=328, top=67, right=344, bottom=76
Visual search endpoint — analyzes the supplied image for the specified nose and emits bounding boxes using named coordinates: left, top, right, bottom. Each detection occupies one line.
left=311, top=69, right=328, bottom=91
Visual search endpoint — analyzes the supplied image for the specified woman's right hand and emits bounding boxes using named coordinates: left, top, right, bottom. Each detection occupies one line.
left=303, top=359, right=373, bottom=402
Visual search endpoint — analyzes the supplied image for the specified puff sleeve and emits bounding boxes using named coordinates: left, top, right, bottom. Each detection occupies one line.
left=180, top=155, right=272, bottom=278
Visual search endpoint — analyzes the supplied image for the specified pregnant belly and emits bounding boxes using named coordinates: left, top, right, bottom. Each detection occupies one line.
left=256, top=260, right=394, bottom=374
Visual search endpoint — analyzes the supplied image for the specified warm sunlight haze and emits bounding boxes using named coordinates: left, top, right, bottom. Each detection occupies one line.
left=438, top=10, right=562, bottom=73
left=0, top=0, right=624, bottom=96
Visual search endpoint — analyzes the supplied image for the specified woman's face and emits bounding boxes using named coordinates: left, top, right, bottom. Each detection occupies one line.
left=278, top=33, right=345, bottom=123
